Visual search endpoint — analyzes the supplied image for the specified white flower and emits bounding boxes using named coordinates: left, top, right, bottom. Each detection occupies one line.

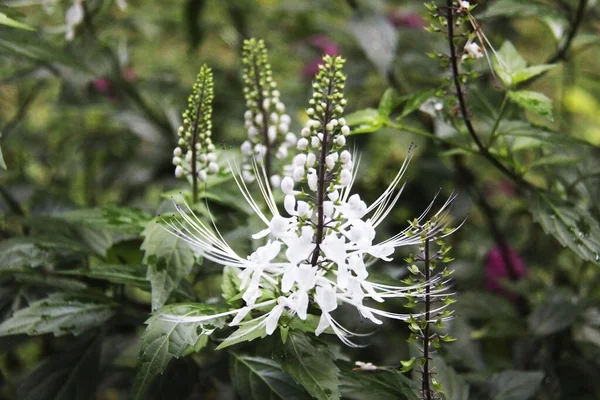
left=459, top=1, right=470, bottom=10
left=464, top=42, right=484, bottom=59
left=354, top=361, right=377, bottom=371
left=65, top=0, right=84, bottom=41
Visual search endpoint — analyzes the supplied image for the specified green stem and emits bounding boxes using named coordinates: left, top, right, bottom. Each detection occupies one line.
left=487, top=94, right=509, bottom=149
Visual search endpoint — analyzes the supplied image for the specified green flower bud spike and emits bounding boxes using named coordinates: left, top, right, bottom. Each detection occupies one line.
left=172, top=64, right=217, bottom=203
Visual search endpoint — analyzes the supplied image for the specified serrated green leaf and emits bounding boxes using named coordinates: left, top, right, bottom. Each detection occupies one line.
left=17, top=334, right=102, bottom=400
left=488, top=370, right=544, bottom=400
left=339, top=363, right=419, bottom=400
left=0, top=237, right=54, bottom=270
left=230, top=353, right=312, bottom=400
left=273, top=331, right=340, bottom=400
left=216, top=318, right=268, bottom=350
left=530, top=195, right=600, bottom=264
left=528, top=295, right=580, bottom=335
left=512, top=64, right=555, bottom=85
left=141, top=220, right=196, bottom=310
left=222, top=266, right=243, bottom=307
left=132, top=303, right=226, bottom=400
left=508, top=90, right=553, bottom=120
left=493, top=41, right=527, bottom=87
left=345, top=108, right=385, bottom=134
left=0, top=293, right=116, bottom=337
left=0, top=12, right=34, bottom=31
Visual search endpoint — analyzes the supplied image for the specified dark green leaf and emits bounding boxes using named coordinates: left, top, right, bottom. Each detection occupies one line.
left=0, top=237, right=54, bottom=270
left=530, top=195, right=600, bottom=264
left=488, top=370, right=544, bottom=400
left=345, top=108, right=385, bottom=134
left=432, top=356, right=470, bottom=400
left=132, top=303, right=226, bottom=400
left=493, top=41, right=555, bottom=87
left=58, top=206, right=152, bottom=235
left=17, top=334, right=102, bottom=400
left=508, top=90, right=553, bottom=121
left=339, top=364, right=418, bottom=400
left=378, top=88, right=400, bottom=117
left=230, top=353, right=312, bottom=400
left=70, top=264, right=149, bottom=288
left=0, top=293, right=116, bottom=337
left=528, top=294, right=580, bottom=336
left=141, top=220, right=196, bottom=310
left=396, top=89, right=436, bottom=121
left=273, top=331, right=340, bottom=400
left=497, top=120, right=592, bottom=150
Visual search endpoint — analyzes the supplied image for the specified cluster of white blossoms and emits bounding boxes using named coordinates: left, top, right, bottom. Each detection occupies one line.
left=240, top=39, right=297, bottom=187
left=172, top=65, right=219, bottom=183
left=163, top=55, right=456, bottom=347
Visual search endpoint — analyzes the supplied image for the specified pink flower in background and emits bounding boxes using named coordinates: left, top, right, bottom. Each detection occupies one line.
left=484, top=246, right=527, bottom=297
left=92, top=78, right=111, bottom=95
left=388, top=10, right=426, bottom=29
left=302, top=35, right=340, bottom=79
left=91, top=67, right=137, bottom=99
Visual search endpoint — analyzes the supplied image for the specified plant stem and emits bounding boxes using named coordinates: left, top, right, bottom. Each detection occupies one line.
left=549, top=0, right=588, bottom=64
left=311, top=66, right=336, bottom=267
left=421, top=238, right=433, bottom=400
left=251, top=55, right=272, bottom=180
left=444, top=1, right=533, bottom=192
left=190, top=74, right=208, bottom=204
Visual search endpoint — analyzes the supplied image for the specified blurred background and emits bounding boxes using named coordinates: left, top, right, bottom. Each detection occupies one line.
left=1, top=0, right=600, bottom=399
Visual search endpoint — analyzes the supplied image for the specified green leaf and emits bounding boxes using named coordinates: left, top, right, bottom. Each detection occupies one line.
left=0, top=237, right=54, bottom=270
left=479, top=0, right=563, bottom=19
left=488, top=370, right=544, bottom=400
left=493, top=41, right=527, bottom=87
left=58, top=206, right=152, bottom=235
left=396, top=89, right=436, bottom=121
left=527, top=153, right=581, bottom=169
left=222, top=266, right=243, bottom=307
left=512, top=64, right=556, bottom=85
left=273, top=331, right=340, bottom=400
left=493, top=41, right=555, bottom=87
left=17, top=334, right=102, bottom=400
left=0, top=27, right=83, bottom=69
left=508, top=90, right=553, bottom=121
left=0, top=12, right=34, bottom=31
left=528, top=294, right=580, bottom=336
left=345, top=108, right=385, bottom=134
left=339, top=366, right=419, bottom=400
left=67, top=264, right=149, bottom=288
left=432, top=356, right=470, bottom=400
left=229, top=353, right=312, bottom=400
left=132, top=303, right=226, bottom=400
left=141, top=220, right=196, bottom=310
left=378, top=88, right=401, bottom=117
left=497, top=120, right=592, bottom=150
left=530, top=195, right=600, bottom=264
left=216, top=317, right=268, bottom=350
left=0, top=293, right=116, bottom=337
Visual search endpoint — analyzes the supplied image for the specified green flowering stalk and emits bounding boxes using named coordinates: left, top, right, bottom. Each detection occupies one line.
left=172, top=64, right=218, bottom=202
left=241, top=39, right=296, bottom=187
left=401, top=218, right=457, bottom=399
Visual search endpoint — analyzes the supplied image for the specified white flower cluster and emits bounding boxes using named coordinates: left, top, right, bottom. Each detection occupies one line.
left=162, top=55, right=457, bottom=347
left=240, top=39, right=297, bottom=187
left=463, top=42, right=484, bottom=60
left=173, top=65, right=219, bottom=182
